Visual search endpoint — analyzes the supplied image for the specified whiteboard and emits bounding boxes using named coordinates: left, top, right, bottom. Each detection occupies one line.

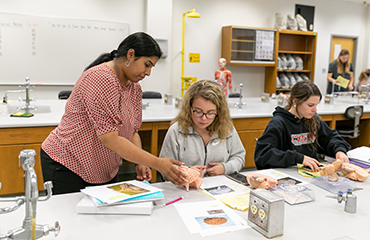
left=0, top=12, right=129, bottom=85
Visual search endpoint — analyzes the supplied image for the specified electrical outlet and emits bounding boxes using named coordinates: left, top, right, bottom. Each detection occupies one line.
left=322, top=68, right=326, bottom=74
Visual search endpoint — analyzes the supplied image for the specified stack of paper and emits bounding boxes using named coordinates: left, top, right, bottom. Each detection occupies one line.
left=77, top=180, right=164, bottom=215
left=347, top=147, right=370, bottom=169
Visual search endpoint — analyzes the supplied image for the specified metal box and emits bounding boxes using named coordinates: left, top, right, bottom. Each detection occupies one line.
left=277, top=95, right=286, bottom=107
left=261, top=93, right=270, bottom=103
left=164, top=94, right=173, bottom=104
left=175, top=97, right=183, bottom=108
left=324, top=95, right=335, bottom=104
left=248, top=188, right=284, bottom=238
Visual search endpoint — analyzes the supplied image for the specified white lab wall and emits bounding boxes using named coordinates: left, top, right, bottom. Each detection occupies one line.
left=141, top=0, right=173, bottom=95
left=367, top=5, right=370, bottom=68
left=0, top=0, right=369, bottom=101
left=0, top=0, right=146, bottom=100
left=170, top=0, right=369, bottom=97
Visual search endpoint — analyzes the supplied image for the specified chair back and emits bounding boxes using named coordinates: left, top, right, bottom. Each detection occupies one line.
left=142, top=91, right=162, bottom=99
left=58, top=90, right=72, bottom=100
left=228, top=93, right=241, bottom=98
left=344, top=105, right=363, bottom=120
left=337, top=105, right=363, bottom=138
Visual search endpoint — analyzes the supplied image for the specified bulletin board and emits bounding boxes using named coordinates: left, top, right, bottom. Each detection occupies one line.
left=0, top=12, right=129, bottom=85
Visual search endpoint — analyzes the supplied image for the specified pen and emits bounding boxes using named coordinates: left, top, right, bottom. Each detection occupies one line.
left=160, top=196, right=184, bottom=207
left=301, top=171, right=317, bottom=178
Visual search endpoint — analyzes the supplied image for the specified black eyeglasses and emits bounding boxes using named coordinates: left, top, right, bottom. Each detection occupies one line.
left=192, top=108, right=218, bottom=119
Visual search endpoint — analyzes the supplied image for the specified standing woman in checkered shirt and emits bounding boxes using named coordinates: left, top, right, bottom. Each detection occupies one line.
left=41, top=32, right=186, bottom=194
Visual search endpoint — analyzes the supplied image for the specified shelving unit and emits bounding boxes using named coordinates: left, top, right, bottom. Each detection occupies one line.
left=265, top=29, right=317, bottom=94
left=222, top=26, right=276, bottom=66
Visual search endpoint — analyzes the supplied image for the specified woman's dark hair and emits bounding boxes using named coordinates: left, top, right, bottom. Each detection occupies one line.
left=285, top=80, right=322, bottom=148
left=84, top=32, right=162, bottom=71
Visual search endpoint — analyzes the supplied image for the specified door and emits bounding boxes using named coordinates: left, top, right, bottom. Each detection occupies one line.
left=330, top=36, right=356, bottom=63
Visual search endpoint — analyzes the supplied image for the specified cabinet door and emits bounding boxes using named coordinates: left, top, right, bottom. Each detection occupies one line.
left=237, top=130, right=264, bottom=168
left=0, top=144, right=26, bottom=195
left=0, top=144, right=43, bottom=195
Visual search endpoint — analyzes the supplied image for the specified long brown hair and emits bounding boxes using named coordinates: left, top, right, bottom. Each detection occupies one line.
left=172, top=80, right=233, bottom=140
left=336, top=49, right=350, bottom=74
left=285, top=80, right=322, bottom=147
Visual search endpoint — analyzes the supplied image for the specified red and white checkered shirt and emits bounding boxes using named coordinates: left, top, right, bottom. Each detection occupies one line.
left=42, top=63, right=142, bottom=183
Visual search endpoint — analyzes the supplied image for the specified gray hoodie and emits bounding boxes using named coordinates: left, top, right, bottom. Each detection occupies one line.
left=159, top=122, right=245, bottom=175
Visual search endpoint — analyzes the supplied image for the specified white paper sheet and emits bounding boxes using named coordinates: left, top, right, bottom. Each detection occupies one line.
left=200, top=175, right=251, bottom=200
left=347, top=146, right=370, bottom=162
left=334, top=44, right=342, bottom=60
left=174, top=200, right=249, bottom=236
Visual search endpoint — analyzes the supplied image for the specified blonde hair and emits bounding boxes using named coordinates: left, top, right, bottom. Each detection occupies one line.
left=336, top=49, right=350, bottom=74
left=356, top=68, right=370, bottom=90
left=172, top=80, right=233, bottom=140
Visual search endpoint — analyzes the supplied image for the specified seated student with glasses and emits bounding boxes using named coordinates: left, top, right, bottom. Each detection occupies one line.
left=159, top=80, right=245, bottom=176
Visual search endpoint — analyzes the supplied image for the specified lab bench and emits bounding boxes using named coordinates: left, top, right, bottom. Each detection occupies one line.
left=1, top=97, right=370, bottom=195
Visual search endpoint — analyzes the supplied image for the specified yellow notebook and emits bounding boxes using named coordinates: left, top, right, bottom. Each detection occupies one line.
left=337, top=76, right=350, bottom=88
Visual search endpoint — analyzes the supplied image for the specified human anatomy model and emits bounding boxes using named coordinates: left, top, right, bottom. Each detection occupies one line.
left=178, top=166, right=204, bottom=191
left=215, top=58, right=232, bottom=96
left=246, top=173, right=278, bottom=189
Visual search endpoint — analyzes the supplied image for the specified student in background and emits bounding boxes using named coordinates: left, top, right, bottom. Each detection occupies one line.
left=255, top=80, right=350, bottom=172
left=326, top=49, right=354, bottom=94
left=41, top=32, right=186, bottom=194
left=355, top=68, right=370, bottom=91
left=160, top=80, right=245, bottom=177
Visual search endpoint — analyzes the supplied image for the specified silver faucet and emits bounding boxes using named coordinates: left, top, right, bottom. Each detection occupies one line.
left=331, top=81, right=341, bottom=96
left=326, top=188, right=362, bottom=213
left=3, top=77, right=37, bottom=112
left=234, top=83, right=246, bottom=109
left=0, top=150, right=60, bottom=240
left=18, top=77, right=37, bottom=112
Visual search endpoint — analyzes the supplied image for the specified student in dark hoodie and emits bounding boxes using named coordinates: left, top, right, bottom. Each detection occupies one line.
left=254, top=80, right=350, bottom=172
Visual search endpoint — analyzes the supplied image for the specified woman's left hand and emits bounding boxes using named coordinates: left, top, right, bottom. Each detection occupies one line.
left=135, top=164, right=152, bottom=181
left=335, top=151, right=349, bottom=163
left=348, top=84, right=354, bottom=91
left=206, top=162, right=225, bottom=176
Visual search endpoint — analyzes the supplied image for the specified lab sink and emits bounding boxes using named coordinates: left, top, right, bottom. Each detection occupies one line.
left=8, top=105, right=51, bottom=114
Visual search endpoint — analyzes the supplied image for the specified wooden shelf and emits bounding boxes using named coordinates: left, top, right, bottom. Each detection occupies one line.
left=221, top=26, right=317, bottom=94
left=232, top=39, right=255, bottom=42
left=232, top=50, right=254, bottom=53
left=264, top=30, right=317, bottom=94
left=222, top=26, right=276, bottom=66
left=278, top=50, right=313, bottom=54
left=277, top=69, right=311, bottom=72
left=278, top=29, right=318, bottom=36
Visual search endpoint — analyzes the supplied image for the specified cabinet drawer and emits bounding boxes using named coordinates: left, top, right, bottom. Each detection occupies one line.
left=0, top=126, right=55, bottom=145
left=233, top=118, right=270, bottom=131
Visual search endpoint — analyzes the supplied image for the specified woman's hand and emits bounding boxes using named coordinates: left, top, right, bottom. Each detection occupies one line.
left=348, top=84, right=354, bottom=91
left=156, top=158, right=187, bottom=185
left=302, top=156, right=321, bottom=172
left=335, top=151, right=349, bottom=163
left=135, top=164, right=152, bottom=181
left=206, top=162, right=225, bottom=176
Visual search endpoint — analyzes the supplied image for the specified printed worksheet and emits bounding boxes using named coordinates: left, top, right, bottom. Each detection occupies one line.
left=174, top=200, right=249, bottom=236
left=200, top=175, right=251, bottom=200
